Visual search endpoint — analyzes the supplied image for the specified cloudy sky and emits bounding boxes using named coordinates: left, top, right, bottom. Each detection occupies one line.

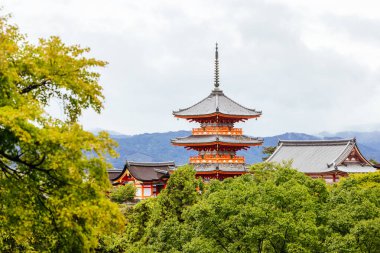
left=4, top=0, right=380, bottom=136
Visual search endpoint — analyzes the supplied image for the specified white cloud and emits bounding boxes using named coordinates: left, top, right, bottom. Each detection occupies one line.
left=3, top=0, right=380, bottom=136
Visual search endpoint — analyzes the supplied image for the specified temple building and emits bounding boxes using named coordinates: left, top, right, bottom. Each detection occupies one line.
left=109, top=161, right=175, bottom=199
left=172, top=44, right=263, bottom=180
left=267, top=139, right=377, bottom=182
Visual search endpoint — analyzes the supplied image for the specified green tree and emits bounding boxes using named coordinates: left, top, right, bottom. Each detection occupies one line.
left=324, top=172, right=380, bottom=253
left=0, top=14, right=124, bottom=252
left=110, top=184, right=136, bottom=203
left=101, top=162, right=380, bottom=253
left=98, top=165, right=201, bottom=253
left=262, top=146, right=277, bottom=161
left=117, top=162, right=330, bottom=253
left=157, top=164, right=201, bottom=218
left=183, top=162, right=328, bottom=253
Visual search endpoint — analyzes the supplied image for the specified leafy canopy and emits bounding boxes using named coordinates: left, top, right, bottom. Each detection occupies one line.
left=0, top=14, right=123, bottom=252
left=101, top=163, right=380, bottom=253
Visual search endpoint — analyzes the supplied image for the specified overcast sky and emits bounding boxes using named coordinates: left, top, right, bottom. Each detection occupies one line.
left=4, top=0, right=380, bottom=136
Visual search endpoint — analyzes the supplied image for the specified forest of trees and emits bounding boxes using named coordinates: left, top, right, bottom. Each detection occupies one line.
left=97, top=164, right=380, bottom=253
left=1, top=14, right=380, bottom=253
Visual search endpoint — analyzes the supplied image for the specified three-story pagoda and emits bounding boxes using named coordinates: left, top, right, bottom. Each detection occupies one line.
left=172, top=44, right=263, bottom=180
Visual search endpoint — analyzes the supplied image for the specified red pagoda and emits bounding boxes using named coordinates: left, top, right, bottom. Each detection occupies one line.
left=172, top=44, right=263, bottom=180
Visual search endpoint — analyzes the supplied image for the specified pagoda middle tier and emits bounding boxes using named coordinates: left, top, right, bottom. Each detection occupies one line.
left=172, top=44, right=263, bottom=180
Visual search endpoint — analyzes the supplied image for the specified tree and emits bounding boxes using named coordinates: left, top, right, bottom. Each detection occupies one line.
left=116, top=162, right=329, bottom=253
left=110, top=184, right=136, bottom=203
left=324, top=172, right=380, bottom=252
left=262, top=146, right=276, bottom=161
left=101, top=161, right=380, bottom=253
left=0, top=14, right=124, bottom=252
left=97, top=165, right=201, bottom=253
left=183, top=162, right=328, bottom=253
left=157, top=164, right=201, bottom=218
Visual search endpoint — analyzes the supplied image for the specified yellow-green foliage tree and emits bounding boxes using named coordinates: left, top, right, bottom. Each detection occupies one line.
left=0, top=14, right=124, bottom=252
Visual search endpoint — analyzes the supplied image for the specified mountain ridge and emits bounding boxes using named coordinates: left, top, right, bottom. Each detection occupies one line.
left=103, top=130, right=380, bottom=168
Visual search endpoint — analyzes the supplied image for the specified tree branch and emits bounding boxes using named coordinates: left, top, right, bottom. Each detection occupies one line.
left=20, top=79, right=49, bottom=94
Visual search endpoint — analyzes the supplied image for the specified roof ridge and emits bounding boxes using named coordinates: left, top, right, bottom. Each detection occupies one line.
left=128, top=161, right=175, bottom=166
left=173, top=89, right=261, bottom=117
left=172, top=134, right=262, bottom=139
left=173, top=92, right=215, bottom=114
left=266, top=142, right=283, bottom=162
left=222, top=92, right=260, bottom=113
left=329, top=140, right=354, bottom=167
left=279, top=139, right=355, bottom=145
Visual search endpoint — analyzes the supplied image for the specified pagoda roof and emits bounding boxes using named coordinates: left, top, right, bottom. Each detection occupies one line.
left=172, top=134, right=263, bottom=146
left=173, top=88, right=261, bottom=119
left=266, top=139, right=377, bottom=174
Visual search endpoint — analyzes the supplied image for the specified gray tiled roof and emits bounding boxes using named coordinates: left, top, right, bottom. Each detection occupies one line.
left=173, top=88, right=261, bottom=117
left=337, top=164, right=376, bottom=173
left=111, top=161, right=175, bottom=183
left=172, top=134, right=263, bottom=145
left=126, top=161, right=175, bottom=182
left=107, top=168, right=123, bottom=181
left=267, top=139, right=376, bottom=173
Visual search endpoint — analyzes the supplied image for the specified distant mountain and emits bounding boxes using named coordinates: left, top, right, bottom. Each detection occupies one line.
left=105, top=130, right=380, bottom=168
left=89, top=128, right=129, bottom=137
left=108, top=131, right=195, bottom=168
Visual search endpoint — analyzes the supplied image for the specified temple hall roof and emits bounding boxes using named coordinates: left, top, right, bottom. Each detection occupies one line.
left=266, top=139, right=376, bottom=174
left=110, top=161, right=175, bottom=183
left=107, top=168, right=123, bottom=181
left=173, top=88, right=261, bottom=118
left=171, top=134, right=263, bottom=146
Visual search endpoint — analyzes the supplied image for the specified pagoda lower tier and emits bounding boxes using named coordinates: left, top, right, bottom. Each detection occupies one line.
left=171, top=133, right=263, bottom=180
left=192, top=163, right=248, bottom=181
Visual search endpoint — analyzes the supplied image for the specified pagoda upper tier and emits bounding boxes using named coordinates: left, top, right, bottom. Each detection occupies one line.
left=173, top=88, right=261, bottom=124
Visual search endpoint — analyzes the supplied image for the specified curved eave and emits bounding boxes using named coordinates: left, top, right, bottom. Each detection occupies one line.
left=112, top=165, right=129, bottom=183
left=348, top=144, right=373, bottom=166
left=172, top=141, right=263, bottom=147
left=130, top=174, right=168, bottom=182
left=173, top=112, right=261, bottom=120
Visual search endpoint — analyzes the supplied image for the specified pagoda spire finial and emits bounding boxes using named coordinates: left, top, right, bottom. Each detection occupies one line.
left=214, top=42, right=219, bottom=88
